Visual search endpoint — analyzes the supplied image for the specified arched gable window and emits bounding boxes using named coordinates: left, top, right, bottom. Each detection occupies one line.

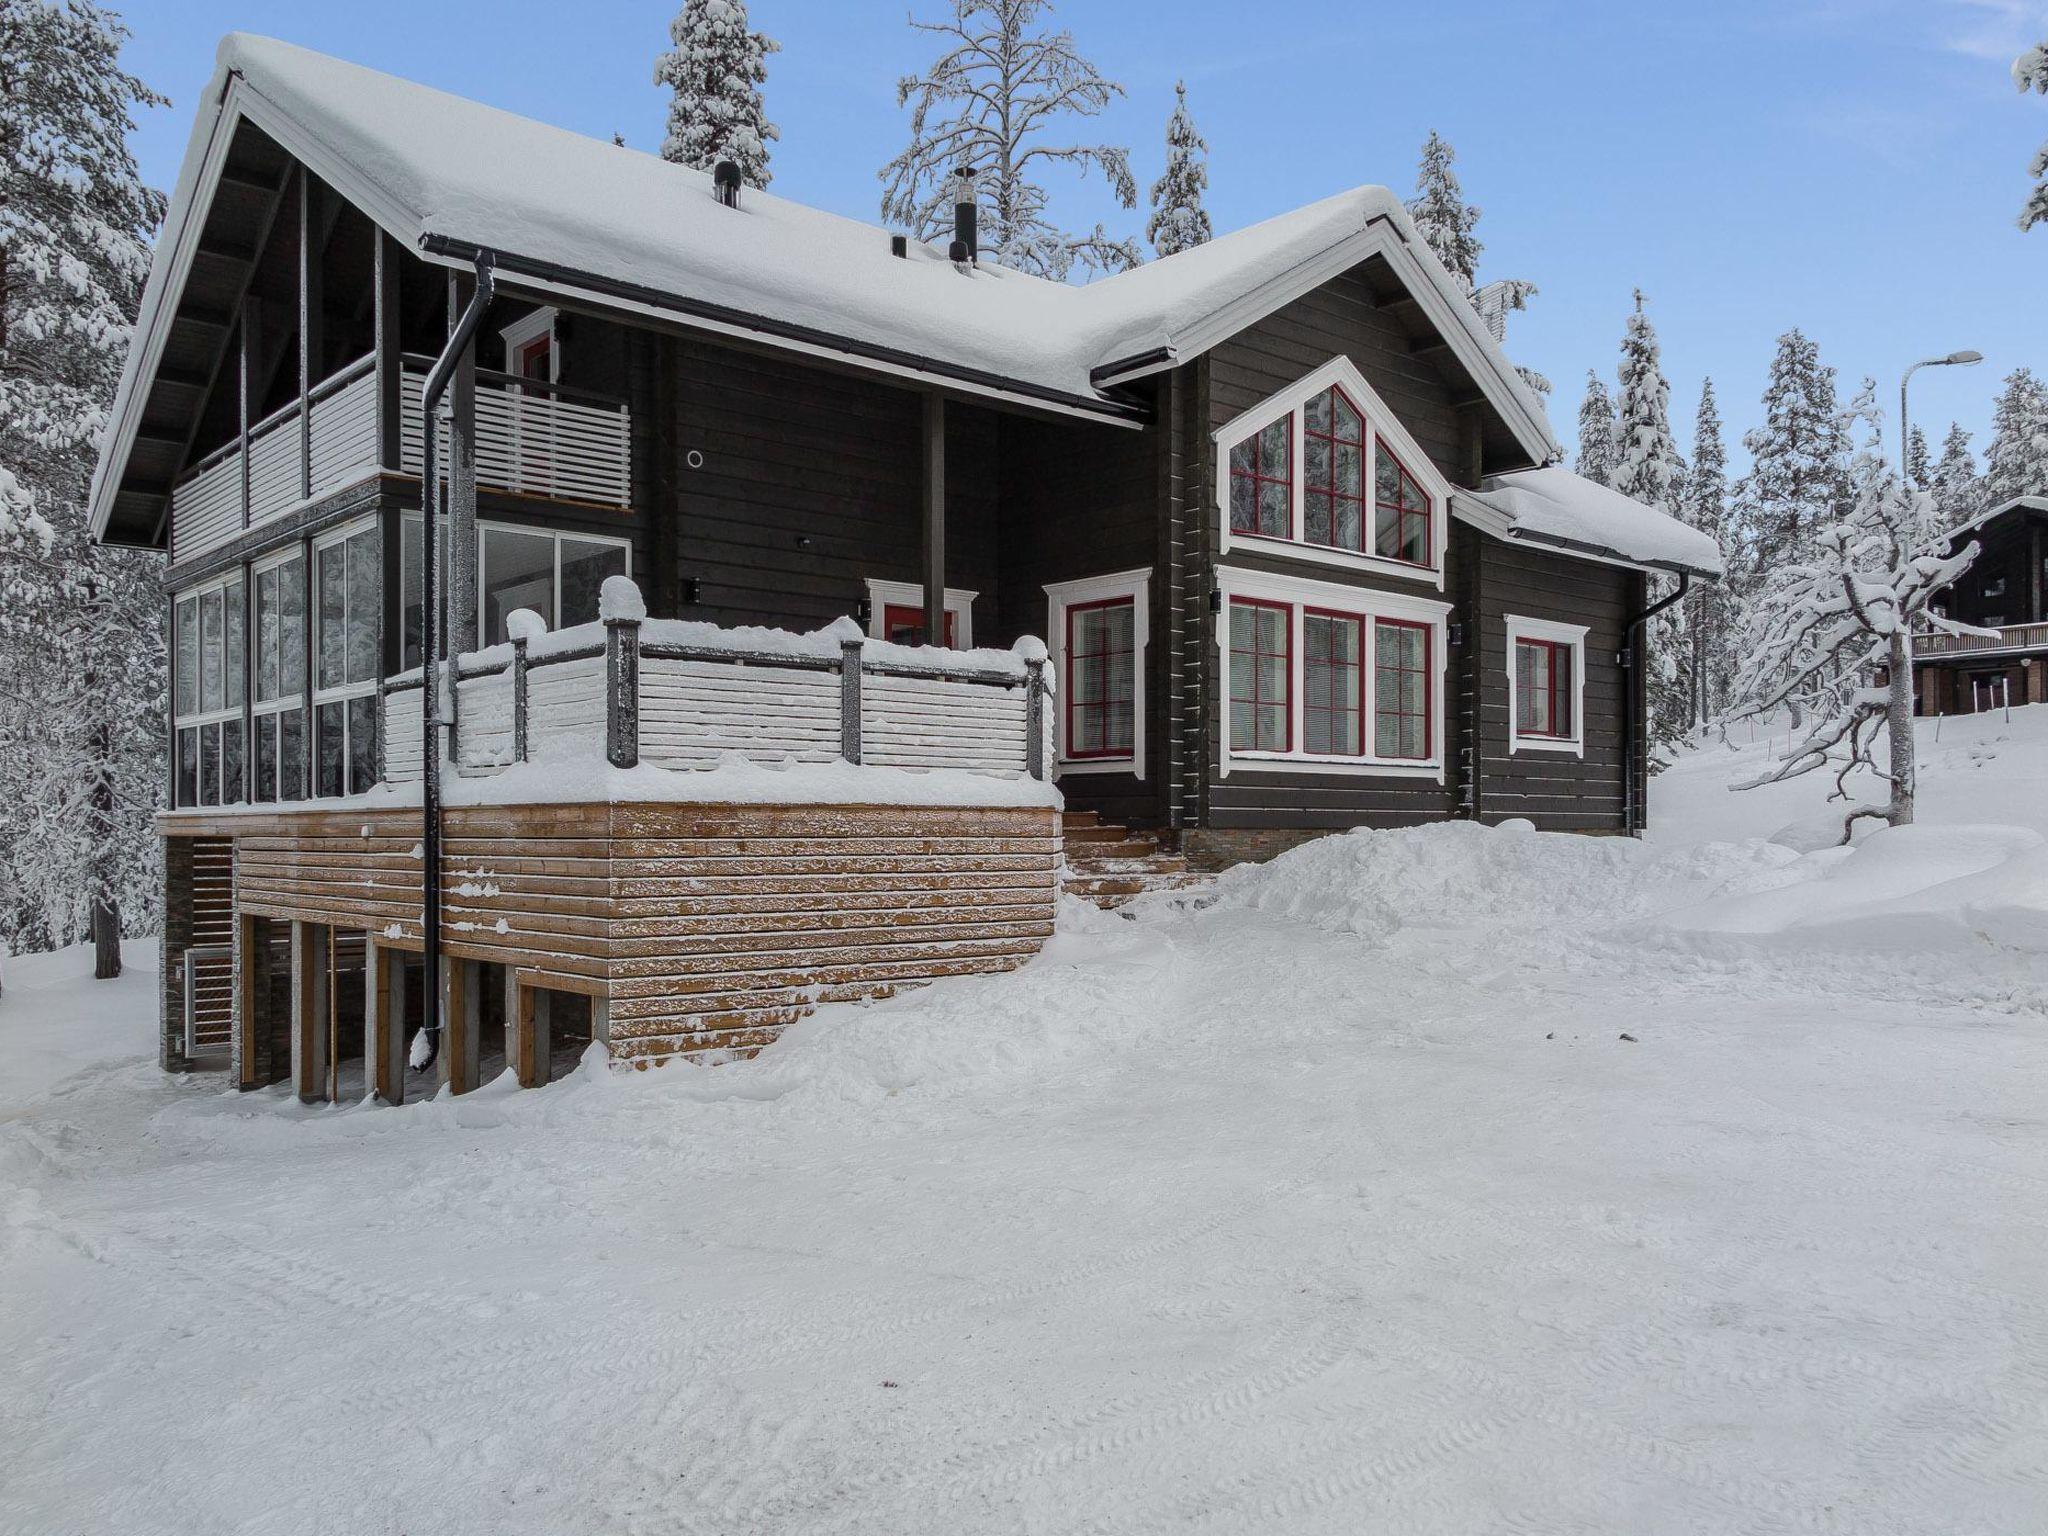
left=1212, top=357, right=1449, bottom=585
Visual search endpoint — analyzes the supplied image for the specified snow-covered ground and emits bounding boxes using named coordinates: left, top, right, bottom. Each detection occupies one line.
left=3, top=722, right=2046, bottom=1534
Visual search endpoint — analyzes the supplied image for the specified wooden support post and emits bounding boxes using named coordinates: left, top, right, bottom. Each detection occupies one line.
left=511, top=634, right=530, bottom=762
left=235, top=911, right=267, bottom=1092
left=238, top=296, right=258, bottom=531
left=296, top=170, right=320, bottom=501
left=922, top=392, right=946, bottom=645
left=365, top=937, right=406, bottom=1105
left=373, top=230, right=402, bottom=473
left=513, top=977, right=552, bottom=1089
left=447, top=273, right=479, bottom=656
left=290, top=921, right=329, bottom=1104
left=591, top=994, right=611, bottom=1051
left=439, top=956, right=478, bottom=1096
left=1025, top=656, right=1047, bottom=780
left=840, top=636, right=864, bottom=763
left=607, top=614, right=641, bottom=768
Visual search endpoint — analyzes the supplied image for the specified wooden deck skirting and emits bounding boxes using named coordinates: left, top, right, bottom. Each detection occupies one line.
left=164, top=800, right=1060, bottom=1067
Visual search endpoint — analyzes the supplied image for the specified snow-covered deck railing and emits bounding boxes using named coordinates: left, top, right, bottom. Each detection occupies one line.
left=380, top=588, right=1054, bottom=789
left=1916, top=621, right=2048, bottom=660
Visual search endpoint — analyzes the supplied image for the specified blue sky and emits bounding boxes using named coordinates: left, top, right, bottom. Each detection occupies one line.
left=124, top=0, right=2047, bottom=474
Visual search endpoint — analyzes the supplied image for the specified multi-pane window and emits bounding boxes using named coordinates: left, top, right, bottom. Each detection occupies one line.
left=314, top=523, right=381, bottom=797
left=1375, top=619, right=1430, bottom=759
left=1065, top=598, right=1135, bottom=759
left=1303, top=611, right=1363, bottom=755
left=1228, top=417, right=1291, bottom=539
left=251, top=553, right=307, bottom=802
left=1303, top=388, right=1366, bottom=553
left=401, top=516, right=632, bottom=665
left=1228, top=600, right=1291, bottom=753
left=1514, top=638, right=1573, bottom=740
left=173, top=575, right=246, bottom=807
left=1374, top=442, right=1430, bottom=566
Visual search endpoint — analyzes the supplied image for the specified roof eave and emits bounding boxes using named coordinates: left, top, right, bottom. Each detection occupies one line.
left=1450, top=496, right=1723, bottom=582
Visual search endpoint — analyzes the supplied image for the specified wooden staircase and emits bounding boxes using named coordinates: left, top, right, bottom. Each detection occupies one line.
left=1060, top=811, right=1207, bottom=909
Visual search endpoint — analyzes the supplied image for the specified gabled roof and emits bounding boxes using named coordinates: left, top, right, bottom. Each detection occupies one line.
left=1455, top=466, right=1724, bottom=579
left=1943, top=493, right=2048, bottom=546
left=92, top=33, right=1561, bottom=544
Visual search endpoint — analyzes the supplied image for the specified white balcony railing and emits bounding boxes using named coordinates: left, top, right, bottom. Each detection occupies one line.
left=168, top=352, right=632, bottom=564
left=1917, top=621, right=2048, bottom=660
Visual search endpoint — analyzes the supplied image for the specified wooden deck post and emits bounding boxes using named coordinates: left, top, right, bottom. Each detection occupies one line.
left=511, top=634, right=530, bottom=762
left=922, top=391, right=946, bottom=644
left=235, top=911, right=268, bottom=1092
left=840, top=636, right=864, bottom=763
left=297, top=170, right=320, bottom=501
left=290, top=921, right=330, bottom=1104
left=439, top=956, right=478, bottom=1096
left=365, top=937, right=407, bottom=1105
left=372, top=230, right=402, bottom=472
left=606, top=613, right=641, bottom=768
left=1025, top=656, right=1047, bottom=780
left=513, top=976, right=552, bottom=1088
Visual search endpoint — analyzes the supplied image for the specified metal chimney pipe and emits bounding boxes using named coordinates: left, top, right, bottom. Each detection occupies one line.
left=950, top=165, right=977, bottom=265
left=713, top=160, right=742, bottom=209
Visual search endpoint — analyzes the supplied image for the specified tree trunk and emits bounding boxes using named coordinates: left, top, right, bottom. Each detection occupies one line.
left=1886, top=627, right=1916, bottom=828
left=91, top=895, right=121, bottom=980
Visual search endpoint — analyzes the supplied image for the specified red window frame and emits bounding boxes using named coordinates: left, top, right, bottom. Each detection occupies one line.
left=1064, top=596, right=1135, bottom=761
left=1303, top=387, right=1367, bottom=554
left=1373, top=437, right=1432, bottom=567
left=514, top=332, right=554, bottom=383
left=1373, top=618, right=1432, bottom=760
left=882, top=603, right=957, bottom=648
left=1514, top=637, right=1574, bottom=739
left=1302, top=607, right=1366, bottom=756
left=1228, top=598, right=1292, bottom=753
left=1228, top=416, right=1292, bottom=539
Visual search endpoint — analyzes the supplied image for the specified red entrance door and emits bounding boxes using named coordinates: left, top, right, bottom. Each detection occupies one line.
left=882, top=604, right=957, bottom=647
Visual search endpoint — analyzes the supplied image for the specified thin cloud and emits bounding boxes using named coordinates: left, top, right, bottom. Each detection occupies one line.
left=1943, top=0, right=2048, bottom=61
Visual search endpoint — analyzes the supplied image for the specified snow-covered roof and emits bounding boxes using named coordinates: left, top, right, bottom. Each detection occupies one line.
left=92, top=34, right=1561, bottom=543
left=1455, top=466, right=1724, bottom=578
left=1943, top=494, right=2048, bottom=546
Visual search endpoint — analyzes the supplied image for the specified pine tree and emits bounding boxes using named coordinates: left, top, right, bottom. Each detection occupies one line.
left=1575, top=371, right=1619, bottom=488
left=1981, top=366, right=2048, bottom=505
left=0, top=0, right=165, bottom=980
left=1906, top=425, right=1932, bottom=490
left=1145, top=80, right=1210, bottom=258
left=2015, top=39, right=2048, bottom=232
left=880, top=0, right=1138, bottom=281
left=1611, top=291, right=1691, bottom=756
left=1731, top=328, right=1848, bottom=585
left=1682, top=378, right=1731, bottom=723
left=1929, top=422, right=1980, bottom=526
left=1735, top=383, right=1988, bottom=841
left=653, top=0, right=780, bottom=189
left=1407, top=131, right=1481, bottom=288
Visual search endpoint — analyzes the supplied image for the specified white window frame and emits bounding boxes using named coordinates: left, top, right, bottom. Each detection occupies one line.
left=249, top=547, right=308, bottom=802
left=311, top=515, right=382, bottom=798
left=1506, top=615, right=1589, bottom=757
left=498, top=306, right=559, bottom=382
left=403, top=513, right=635, bottom=651
left=1214, top=566, right=1450, bottom=781
left=1044, top=567, right=1150, bottom=778
left=172, top=569, right=248, bottom=807
left=1212, top=354, right=1451, bottom=589
left=864, top=578, right=976, bottom=648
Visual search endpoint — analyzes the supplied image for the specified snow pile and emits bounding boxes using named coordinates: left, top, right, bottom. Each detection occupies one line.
left=1458, top=464, right=1724, bottom=576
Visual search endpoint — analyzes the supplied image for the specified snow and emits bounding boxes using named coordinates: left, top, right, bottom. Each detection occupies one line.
left=596, top=573, right=645, bottom=624
left=8, top=729, right=2048, bottom=1530
left=1459, top=464, right=1725, bottom=576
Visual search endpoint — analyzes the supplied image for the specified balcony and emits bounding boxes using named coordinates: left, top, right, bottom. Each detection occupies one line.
left=1916, top=622, right=2048, bottom=661
left=168, top=353, right=632, bottom=563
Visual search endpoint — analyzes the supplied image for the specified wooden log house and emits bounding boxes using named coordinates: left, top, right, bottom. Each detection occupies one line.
left=1908, top=495, right=2048, bottom=715
left=90, top=35, right=1720, bottom=1096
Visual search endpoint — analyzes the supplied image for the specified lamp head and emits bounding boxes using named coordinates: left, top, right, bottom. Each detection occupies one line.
left=1944, top=349, right=1985, bottom=366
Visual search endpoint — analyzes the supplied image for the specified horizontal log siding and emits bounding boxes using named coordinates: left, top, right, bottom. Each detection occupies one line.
left=173, top=799, right=1058, bottom=1063
left=1472, top=538, right=1635, bottom=831
left=649, top=335, right=1000, bottom=634
left=996, top=388, right=1162, bottom=829
left=1196, top=268, right=1465, bottom=832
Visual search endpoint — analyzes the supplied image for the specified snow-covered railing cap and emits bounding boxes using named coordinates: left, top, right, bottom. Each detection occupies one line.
left=505, top=608, right=547, bottom=645
left=599, top=575, right=647, bottom=624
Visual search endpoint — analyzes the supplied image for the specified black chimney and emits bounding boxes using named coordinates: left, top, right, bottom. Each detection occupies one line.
left=713, top=159, right=742, bottom=209
left=949, top=165, right=977, bottom=266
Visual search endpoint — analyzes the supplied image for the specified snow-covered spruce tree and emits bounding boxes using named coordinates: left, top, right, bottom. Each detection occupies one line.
left=1407, top=131, right=1481, bottom=288
left=881, top=0, right=1138, bottom=280
left=2015, top=37, right=2048, bottom=232
left=1146, top=80, right=1209, bottom=258
left=1575, top=370, right=1619, bottom=487
left=1930, top=422, right=1980, bottom=526
left=1906, top=424, right=1932, bottom=490
left=1734, top=383, right=1987, bottom=842
left=0, top=0, right=166, bottom=980
left=1981, top=366, right=2048, bottom=506
left=1683, top=378, right=1731, bottom=723
left=1610, top=291, right=1691, bottom=757
left=1731, top=328, right=1848, bottom=588
left=653, top=0, right=779, bottom=189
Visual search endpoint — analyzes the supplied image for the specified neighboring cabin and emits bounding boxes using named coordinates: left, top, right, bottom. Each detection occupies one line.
left=91, top=35, right=1720, bottom=1086
left=1914, top=495, right=2048, bottom=714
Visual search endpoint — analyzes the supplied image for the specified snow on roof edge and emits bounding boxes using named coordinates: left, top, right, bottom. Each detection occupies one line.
left=1456, top=467, right=1724, bottom=579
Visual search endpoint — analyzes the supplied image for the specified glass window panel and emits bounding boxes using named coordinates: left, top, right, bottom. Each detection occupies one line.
left=1066, top=600, right=1135, bottom=760
left=176, top=727, right=198, bottom=809
left=278, top=555, right=305, bottom=696
left=482, top=527, right=556, bottom=646
left=1304, top=613, right=1362, bottom=756
left=1305, top=490, right=1332, bottom=546
left=224, top=578, right=245, bottom=709
left=316, top=701, right=345, bottom=797
left=344, top=529, right=379, bottom=685
left=200, top=588, right=224, bottom=714
left=254, top=713, right=277, bottom=803
left=1258, top=418, right=1288, bottom=469
left=199, top=722, right=220, bottom=806
left=1257, top=479, right=1288, bottom=537
left=347, top=694, right=378, bottom=796
left=560, top=537, right=628, bottom=632
left=1375, top=621, right=1429, bottom=760
left=1228, top=472, right=1255, bottom=533
left=318, top=542, right=346, bottom=690
left=256, top=568, right=280, bottom=703
left=399, top=515, right=448, bottom=673
left=175, top=597, right=199, bottom=716
left=220, top=717, right=245, bottom=804
left=278, top=706, right=305, bottom=802
left=1229, top=601, right=1289, bottom=753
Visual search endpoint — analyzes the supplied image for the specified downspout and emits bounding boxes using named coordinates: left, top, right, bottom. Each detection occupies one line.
left=416, top=251, right=496, bottom=1072
left=1618, top=572, right=1690, bottom=837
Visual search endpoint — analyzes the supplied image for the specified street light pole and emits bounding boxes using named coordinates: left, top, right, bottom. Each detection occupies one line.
left=1900, top=349, right=1985, bottom=484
